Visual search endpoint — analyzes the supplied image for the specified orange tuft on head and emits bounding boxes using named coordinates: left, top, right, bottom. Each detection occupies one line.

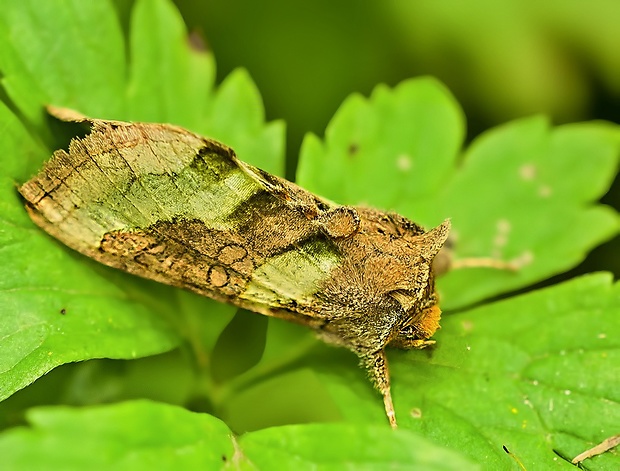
left=416, top=305, right=442, bottom=339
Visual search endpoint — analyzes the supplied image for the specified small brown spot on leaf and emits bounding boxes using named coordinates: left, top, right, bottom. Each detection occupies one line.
left=396, top=154, right=412, bottom=172
left=538, top=185, right=552, bottom=198
left=519, top=163, right=536, bottom=181
left=461, top=320, right=474, bottom=332
left=188, top=30, right=208, bottom=52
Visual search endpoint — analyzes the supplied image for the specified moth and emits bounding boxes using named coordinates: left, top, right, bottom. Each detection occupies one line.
left=20, top=107, right=456, bottom=428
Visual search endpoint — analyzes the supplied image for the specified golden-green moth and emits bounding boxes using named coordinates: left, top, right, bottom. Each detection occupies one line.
left=20, top=107, right=459, bottom=428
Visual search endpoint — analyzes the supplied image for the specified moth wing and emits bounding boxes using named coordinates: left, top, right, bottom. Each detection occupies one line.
left=235, top=234, right=341, bottom=316
left=20, top=114, right=341, bottom=320
left=236, top=159, right=361, bottom=239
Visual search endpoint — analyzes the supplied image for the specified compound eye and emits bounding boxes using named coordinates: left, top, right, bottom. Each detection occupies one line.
left=398, top=325, right=416, bottom=339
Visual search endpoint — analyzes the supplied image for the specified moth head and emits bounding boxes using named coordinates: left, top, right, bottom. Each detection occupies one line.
left=385, top=220, right=450, bottom=347
left=388, top=302, right=442, bottom=349
left=387, top=285, right=441, bottom=344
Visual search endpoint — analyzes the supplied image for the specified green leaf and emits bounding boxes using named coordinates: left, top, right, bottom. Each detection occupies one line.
left=0, top=101, right=180, bottom=402
left=0, top=401, right=234, bottom=471
left=126, top=0, right=216, bottom=129
left=3, top=274, right=618, bottom=468
left=436, top=118, right=620, bottom=308
left=315, top=273, right=620, bottom=469
left=297, top=77, right=464, bottom=211
left=0, top=400, right=478, bottom=471
left=298, top=78, right=620, bottom=308
left=0, top=0, right=282, bottom=402
left=238, top=423, right=479, bottom=471
left=203, top=68, right=285, bottom=175
left=0, top=0, right=126, bottom=130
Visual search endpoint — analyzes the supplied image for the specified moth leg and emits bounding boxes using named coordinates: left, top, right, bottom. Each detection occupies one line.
left=433, top=242, right=524, bottom=276
left=450, top=257, right=519, bottom=271
left=362, top=349, right=397, bottom=429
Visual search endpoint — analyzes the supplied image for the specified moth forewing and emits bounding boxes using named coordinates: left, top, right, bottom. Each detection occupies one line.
left=19, top=108, right=451, bottom=429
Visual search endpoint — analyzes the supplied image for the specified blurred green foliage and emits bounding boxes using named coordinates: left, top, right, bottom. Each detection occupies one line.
left=167, top=1, right=620, bottom=152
